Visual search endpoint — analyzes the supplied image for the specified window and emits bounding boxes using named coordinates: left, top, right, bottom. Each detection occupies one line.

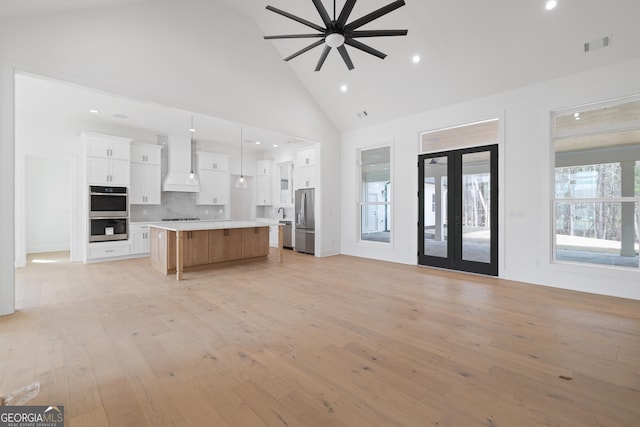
left=552, top=97, right=640, bottom=269
left=360, top=146, right=391, bottom=243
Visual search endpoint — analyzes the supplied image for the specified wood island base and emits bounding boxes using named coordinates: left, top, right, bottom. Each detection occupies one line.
left=149, top=222, right=277, bottom=280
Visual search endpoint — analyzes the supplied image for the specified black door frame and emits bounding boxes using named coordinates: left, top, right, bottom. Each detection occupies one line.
left=418, top=144, right=498, bottom=276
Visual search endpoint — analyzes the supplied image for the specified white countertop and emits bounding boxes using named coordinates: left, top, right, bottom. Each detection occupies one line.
left=255, top=218, right=289, bottom=225
left=148, top=220, right=270, bottom=232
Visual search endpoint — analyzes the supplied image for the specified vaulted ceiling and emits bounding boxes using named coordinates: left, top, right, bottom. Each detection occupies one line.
left=4, top=0, right=640, bottom=132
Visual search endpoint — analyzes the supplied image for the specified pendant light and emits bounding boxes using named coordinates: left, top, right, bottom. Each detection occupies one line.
left=187, top=114, right=200, bottom=186
left=236, top=125, right=247, bottom=188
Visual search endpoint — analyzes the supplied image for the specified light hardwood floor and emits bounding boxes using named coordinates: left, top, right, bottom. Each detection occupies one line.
left=2, top=250, right=640, bottom=426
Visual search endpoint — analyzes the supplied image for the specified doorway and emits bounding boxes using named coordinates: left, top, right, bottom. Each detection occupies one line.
left=418, top=144, right=498, bottom=276
left=25, top=156, right=72, bottom=258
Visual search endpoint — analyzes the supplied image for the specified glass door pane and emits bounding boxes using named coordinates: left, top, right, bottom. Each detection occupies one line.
left=461, top=151, right=491, bottom=263
left=423, top=156, right=448, bottom=258
left=418, top=145, right=498, bottom=276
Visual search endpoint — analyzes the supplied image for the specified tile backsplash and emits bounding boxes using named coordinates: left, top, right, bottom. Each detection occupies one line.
left=256, top=205, right=294, bottom=221
left=130, top=191, right=226, bottom=222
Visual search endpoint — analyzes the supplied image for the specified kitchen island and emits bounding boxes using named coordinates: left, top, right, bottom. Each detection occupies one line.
left=149, top=221, right=282, bottom=280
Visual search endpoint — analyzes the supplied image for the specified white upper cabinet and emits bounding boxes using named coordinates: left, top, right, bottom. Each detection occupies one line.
left=295, top=148, right=315, bottom=169
left=278, top=162, right=294, bottom=206
left=256, top=159, right=273, bottom=176
left=197, top=151, right=229, bottom=171
left=87, top=157, right=130, bottom=186
left=131, top=143, right=161, bottom=165
left=256, top=160, right=274, bottom=205
left=256, top=175, right=273, bottom=205
left=130, top=143, right=162, bottom=205
left=83, top=132, right=132, bottom=186
left=85, top=132, right=131, bottom=160
left=293, top=167, right=315, bottom=190
left=197, top=169, right=229, bottom=205
left=196, top=151, right=229, bottom=205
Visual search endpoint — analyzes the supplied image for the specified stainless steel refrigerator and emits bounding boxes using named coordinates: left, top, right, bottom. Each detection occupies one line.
left=295, top=188, right=315, bottom=255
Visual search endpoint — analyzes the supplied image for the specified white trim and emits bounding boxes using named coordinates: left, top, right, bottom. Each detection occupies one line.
left=0, top=58, right=16, bottom=316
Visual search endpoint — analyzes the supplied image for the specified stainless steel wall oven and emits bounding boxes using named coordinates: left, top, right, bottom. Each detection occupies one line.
left=89, top=186, right=128, bottom=242
left=89, top=218, right=128, bottom=242
left=89, top=185, right=128, bottom=218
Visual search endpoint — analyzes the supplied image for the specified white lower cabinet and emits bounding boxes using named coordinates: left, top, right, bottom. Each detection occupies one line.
left=269, top=225, right=279, bottom=247
left=130, top=224, right=151, bottom=255
left=87, top=241, right=130, bottom=260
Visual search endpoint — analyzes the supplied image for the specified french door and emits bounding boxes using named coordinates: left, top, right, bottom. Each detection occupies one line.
left=418, top=145, right=498, bottom=276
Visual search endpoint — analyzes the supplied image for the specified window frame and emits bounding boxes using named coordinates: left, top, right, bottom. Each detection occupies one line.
left=550, top=95, right=640, bottom=270
left=358, top=144, right=393, bottom=245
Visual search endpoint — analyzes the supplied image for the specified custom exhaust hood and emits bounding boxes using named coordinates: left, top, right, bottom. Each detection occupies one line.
left=162, top=135, right=200, bottom=192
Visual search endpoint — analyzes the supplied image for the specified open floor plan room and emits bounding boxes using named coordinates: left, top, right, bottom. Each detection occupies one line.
left=2, top=250, right=639, bottom=426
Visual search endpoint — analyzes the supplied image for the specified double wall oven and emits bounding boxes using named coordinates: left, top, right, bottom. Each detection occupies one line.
left=89, top=185, right=128, bottom=242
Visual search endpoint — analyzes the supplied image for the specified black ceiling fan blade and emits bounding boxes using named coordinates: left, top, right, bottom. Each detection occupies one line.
left=264, top=34, right=325, bottom=40
left=337, top=0, right=357, bottom=26
left=284, top=39, right=325, bottom=61
left=266, top=5, right=326, bottom=33
left=337, top=45, right=355, bottom=70
left=344, top=0, right=406, bottom=32
left=311, top=0, right=333, bottom=28
left=345, top=39, right=387, bottom=59
left=350, top=29, right=408, bottom=38
left=315, top=45, right=332, bottom=72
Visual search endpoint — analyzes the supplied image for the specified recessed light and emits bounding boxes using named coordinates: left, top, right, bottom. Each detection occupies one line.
left=189, top=128, right=196, bottom=133
left=545, top=0, right=557, bottom=10
left=273, top=144, right=279, bottom=148
left=412, top=55, right=421, bottom=64
left=340, top=84, right=348, bottom=92
left=89, top=109, right=99, bottom=114
left=255, top=141, right=261, bottom=145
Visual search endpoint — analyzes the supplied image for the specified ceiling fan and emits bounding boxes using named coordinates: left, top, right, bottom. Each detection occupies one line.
left=264, top=0, right=408, bottom=71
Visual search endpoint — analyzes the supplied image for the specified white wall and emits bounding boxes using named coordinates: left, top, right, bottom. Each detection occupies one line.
left=342, top=57, right=640, bottom=301
left=25, top=156, right=71, bottom=253
left=0, top=0, right=339, bottom=143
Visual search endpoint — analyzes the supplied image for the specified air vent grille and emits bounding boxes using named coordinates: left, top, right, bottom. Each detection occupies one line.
left=584, top=36, right=612, bottom=53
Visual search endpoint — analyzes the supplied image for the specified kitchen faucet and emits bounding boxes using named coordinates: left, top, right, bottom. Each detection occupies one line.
left=277, top=207, right=286, bottom=219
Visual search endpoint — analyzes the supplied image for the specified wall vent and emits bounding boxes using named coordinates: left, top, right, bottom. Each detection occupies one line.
left=584, top=36, right=612, bottom=53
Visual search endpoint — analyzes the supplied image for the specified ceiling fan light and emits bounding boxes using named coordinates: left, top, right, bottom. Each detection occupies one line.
left=325, top=33, right=345, bottom=48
